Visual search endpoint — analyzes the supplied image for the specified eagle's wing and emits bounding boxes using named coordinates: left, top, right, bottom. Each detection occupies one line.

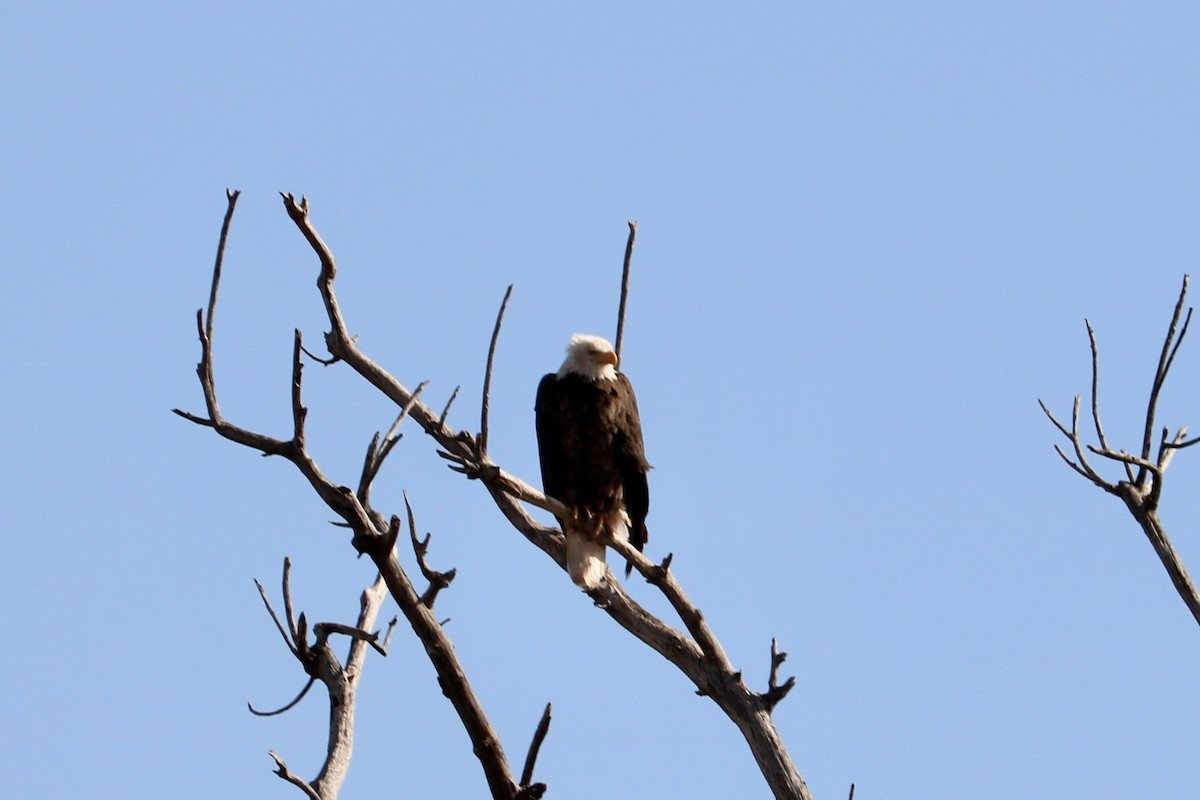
left=614, top=372, right=651, bottom=567
left=534, top=373, right=567, bottom=522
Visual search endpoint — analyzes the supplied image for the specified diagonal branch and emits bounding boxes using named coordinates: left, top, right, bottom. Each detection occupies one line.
left=277, top=195, right=810, bottom=800
left=185, top=193, right=811, bottom=800
left=269, top=752, right=322, bottom=800
left=1038, top=396, right=1116, bottom=494
left=254, top=574, right=298, bottom=657
left=359, top=380, right=428, bottom=504
left=183, top=193, right=529, bottom=800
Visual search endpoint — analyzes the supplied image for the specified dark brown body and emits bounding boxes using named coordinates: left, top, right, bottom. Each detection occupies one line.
left=535, top=370, right=650, bottom=565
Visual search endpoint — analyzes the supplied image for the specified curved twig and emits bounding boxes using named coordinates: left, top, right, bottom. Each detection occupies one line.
left=480, top=285, right=513, bottom=457
left=249, top=677, right=317, bottom=717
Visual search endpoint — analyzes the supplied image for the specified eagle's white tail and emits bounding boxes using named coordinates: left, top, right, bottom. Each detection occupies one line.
left=565, top=529, right=607, bottom=590
left=565, top=516, right=629, bottom=590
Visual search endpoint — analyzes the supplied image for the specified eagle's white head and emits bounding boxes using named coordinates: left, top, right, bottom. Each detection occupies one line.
left=558, top=333, right=618, bottom=381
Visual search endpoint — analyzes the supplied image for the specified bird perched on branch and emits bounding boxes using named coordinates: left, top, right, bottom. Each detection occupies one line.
left=535, top=334, right=651, bottom=589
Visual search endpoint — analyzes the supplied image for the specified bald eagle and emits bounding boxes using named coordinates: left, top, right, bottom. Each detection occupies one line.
left=535, top=334, right=651, bottom=589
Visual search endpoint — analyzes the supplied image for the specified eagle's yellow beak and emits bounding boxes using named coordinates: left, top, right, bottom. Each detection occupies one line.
left=599, top=350, right=619, bottom=367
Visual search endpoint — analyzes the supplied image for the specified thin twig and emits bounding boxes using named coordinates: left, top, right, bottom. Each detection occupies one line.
left=282, top=557, right=300, bottom=644
left=1086, top=320, right=1132, bottom=483
left=206, top=189, right=240, bottom=345
left=762, top=637, right=796, bottom=711
left=291, top=330, right=308, bottom=448
left=480, top=285, right=513, bottom=457
left=519, top=703, right=552, bottom=788
left=249, top=677, right=316, bottom=717
left=359, top=380, right=428, bottom=501
left=440, top=385, right=461, bottom=427
left=313, top=621, right=384, bottom=655
left=300, top=340, right=340, bottom=365
left=1051, top=443, right=1097, bottom=483
left=1140, top=274, right=1191, bottom=481
left=1088, top=445, right=1164, bottom=477
left=254, top=576, right=298, bottom=656
left=404, top=491, right=457, bottom=608
left=614, top=221, right=637, bottom=364
left=268, top=752, right=322, bottom=800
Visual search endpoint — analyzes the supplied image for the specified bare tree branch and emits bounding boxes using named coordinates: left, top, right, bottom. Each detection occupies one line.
left=1138, top=274, right=1192, bottom=484
left=180, top=194, right=533, bottom=800
left=252, top=561, right=391, bottom=799
left=480, top=284, right=514, bottom=457
left=269, top=752, right=322, bottom=800
left=614, top=220, right=637, bottom=363
left=763, top=638, right=797, bottom=711
left=182, top=193, right=812, bottom=800
left=518, top=703, right=552, bottom=797
left=404, top=491, right=457, bottom=609
left=206, top=189, right=239, bottom=349
left=440, top=385, right=461, bottom=427
left=359, top=380, right=428, bottom=503
left=279, top=192, right=810, bottom=799
left=282, top=556, right=300, bottom=644
left=254, top=576, right=298, bottom=657
left=249, top=677, right=316, bottom=717
left=1086, top=320, right=1132, bottom=483
left=1043, top=274, right=1200, bottom=628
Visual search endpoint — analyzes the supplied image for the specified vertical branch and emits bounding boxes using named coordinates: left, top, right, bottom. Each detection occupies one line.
left=479, top=284, right=514, bottom=457
left=1086, top=320, right=1132, bottom=483
left=291, top=330, right=308, bottom=448
left=1139, top=274, right=1191, bottom=479
left=194, top=189, right=242, bottom=428
left=206, top=189, right=240, bottom=345
left=614, top=220, right=638, bottom=364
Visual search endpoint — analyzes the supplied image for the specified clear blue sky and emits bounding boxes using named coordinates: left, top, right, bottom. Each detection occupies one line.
left=4, top=3, right=1200, bottom=798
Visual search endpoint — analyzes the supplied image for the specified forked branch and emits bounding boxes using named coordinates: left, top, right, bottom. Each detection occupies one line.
left=182, top=193, right=809, bottom=800
left=178, top=191, right=546, bottom=800
left=251, top=561, right=393, bottom=799
left=278, top=194, right=808, bottom=799
left=1041, top=274, right=1200, bottom=628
